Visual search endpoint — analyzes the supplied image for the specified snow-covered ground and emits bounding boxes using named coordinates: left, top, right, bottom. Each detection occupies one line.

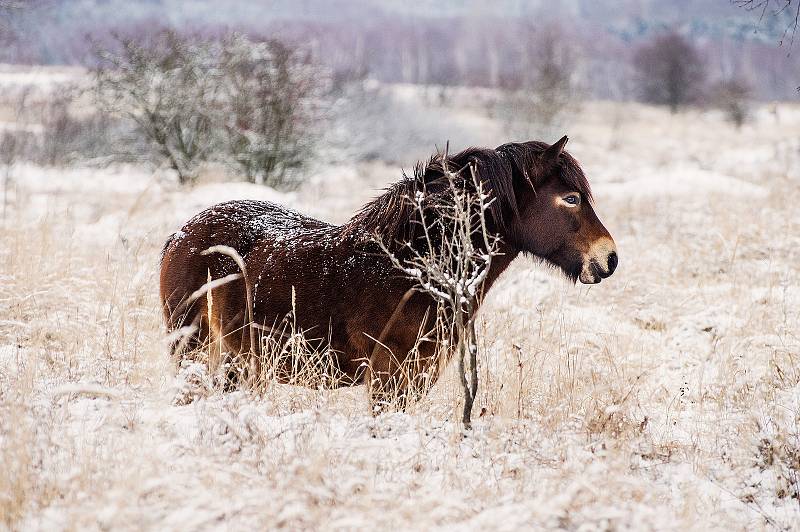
left=1, top=80, right=800, bottom=530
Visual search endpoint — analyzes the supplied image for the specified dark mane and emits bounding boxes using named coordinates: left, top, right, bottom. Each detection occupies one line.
left=496, top=140, right=593, bottom=202
left=344, top=142, right=592, bottom=247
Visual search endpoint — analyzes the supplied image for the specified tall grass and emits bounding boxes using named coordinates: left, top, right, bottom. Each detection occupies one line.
left=1, top=97, right=800, bottom=529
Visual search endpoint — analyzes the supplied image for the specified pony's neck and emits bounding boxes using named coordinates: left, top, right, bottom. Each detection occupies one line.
left=482, top=242, right=519, bottom=293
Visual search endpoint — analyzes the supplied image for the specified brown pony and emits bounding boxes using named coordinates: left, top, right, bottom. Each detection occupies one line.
left=160, top=136, right=617, bottom=407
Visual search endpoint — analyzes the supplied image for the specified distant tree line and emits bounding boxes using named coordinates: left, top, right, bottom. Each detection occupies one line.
left=0, top=30, right=323, bottom=188
left=2, top=1, right=799, bottom=101
left=2, top=3, right=790, bottom=190
left=0, top=24, right=758, bottom=192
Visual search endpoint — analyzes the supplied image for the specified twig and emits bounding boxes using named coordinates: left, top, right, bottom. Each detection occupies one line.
left=376, top=150, right=500, bottom=428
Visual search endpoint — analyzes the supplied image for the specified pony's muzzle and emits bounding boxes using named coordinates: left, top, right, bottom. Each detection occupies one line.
left=579, top=240, right=618, bottom=284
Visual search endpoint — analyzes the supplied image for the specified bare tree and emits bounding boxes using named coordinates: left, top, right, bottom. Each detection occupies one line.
left=378, top=155, right=500, bottom=429
left=94, top=31, right=219, bottom=184
left=711, top=78, right=753, bottom=128
left=218, top=35, right=321, bottom=188
left=497, top=24, right=580, bottom=139
left=633, top=32, right=707, bottom=113
left=0, top=88, right=31, bottom=223
left=94, top=31, right=321, bottom=187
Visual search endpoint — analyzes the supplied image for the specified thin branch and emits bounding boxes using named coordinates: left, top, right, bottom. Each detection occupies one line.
left=733, top=0, right=799, bottom=49
left=376, top=152, right=500, bottom=428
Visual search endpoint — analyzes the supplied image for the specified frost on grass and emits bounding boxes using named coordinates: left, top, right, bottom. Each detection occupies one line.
left=2, top=94, right=800, bottom=530
left=171, top=361, right=215, bottom=406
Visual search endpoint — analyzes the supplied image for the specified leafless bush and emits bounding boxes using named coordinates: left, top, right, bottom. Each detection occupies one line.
left=1, top=132, right=19, bottom=222
left=496, top=24, right=580, bottom=139
left=378, top=155, right=500, bottom=428
left=1, top=86, right=29, bottom=221
left=35, top=84, right=115, bottom=166
left=94, top=30, right=220, bottom=184
left=218, top=35, right=321, bottom=188
left=710, top=78, right=753, bottom=128
left=633, top=32, right=707, bottom=113
left=94, top=31, right=322, bottom=187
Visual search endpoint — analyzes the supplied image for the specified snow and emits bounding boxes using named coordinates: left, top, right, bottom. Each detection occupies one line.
left=179, top=182, right=293, bottom=221
left=2, top=88, right=800, bottom=529
left=0, top=64, right=86, bottom=90
left=598, top=165, right=768, bottom=199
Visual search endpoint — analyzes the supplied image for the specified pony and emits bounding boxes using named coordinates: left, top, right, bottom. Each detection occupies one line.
left=160, top=136, right=618, bottom=408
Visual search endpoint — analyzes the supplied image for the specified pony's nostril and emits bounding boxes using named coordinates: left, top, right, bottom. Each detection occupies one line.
left=607, top=251, right=618, bottom=274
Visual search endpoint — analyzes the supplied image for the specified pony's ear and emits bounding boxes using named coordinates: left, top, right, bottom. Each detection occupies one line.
left=541, top=135, right=568, bottom=167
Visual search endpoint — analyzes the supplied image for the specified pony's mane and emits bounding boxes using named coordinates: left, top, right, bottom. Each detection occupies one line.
left=344, top=142, right=592, bottom=247
left=497, top=140, right=592, bottom=202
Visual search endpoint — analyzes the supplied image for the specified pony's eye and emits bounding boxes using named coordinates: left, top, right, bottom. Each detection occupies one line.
left=563, top=194, right=581, bottom=206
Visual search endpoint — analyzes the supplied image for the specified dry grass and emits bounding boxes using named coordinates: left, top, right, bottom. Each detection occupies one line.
left=1, top=93, right=800, bottom=530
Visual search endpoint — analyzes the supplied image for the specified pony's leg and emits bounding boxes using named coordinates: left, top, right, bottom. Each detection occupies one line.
left=167, top=300, right=211, bottom=365
left=237, top=319, right=263, bottom=389
left=209, top=307, right=252, bottom=391
left=221, top=332, right=262, bottom=391
left=366, top=340, right=411, bottom=414
left=367, top=337, right=444, bottom=414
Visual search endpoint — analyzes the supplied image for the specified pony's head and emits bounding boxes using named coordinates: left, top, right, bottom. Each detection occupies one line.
left=457, top=136, right=618, bottom=284
left=352, top=137, right=617, bottom=284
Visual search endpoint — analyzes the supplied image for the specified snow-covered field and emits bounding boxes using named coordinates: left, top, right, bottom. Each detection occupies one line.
left=2, top=74, right=800, bottom=529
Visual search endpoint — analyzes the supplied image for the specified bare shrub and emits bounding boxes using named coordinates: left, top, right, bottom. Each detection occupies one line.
left=496, top=24, right=580, bottom=139
left=710, top=78, right=753, bottom=128
left=94, top=30, right=220, bottom=185
left=633, top=32, right=707, bottom=113
left=94, top=31, right=322, bottom=188
left=377, top=154, right=500, bottom=428
left=218, top=35, right=321, bottom=188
